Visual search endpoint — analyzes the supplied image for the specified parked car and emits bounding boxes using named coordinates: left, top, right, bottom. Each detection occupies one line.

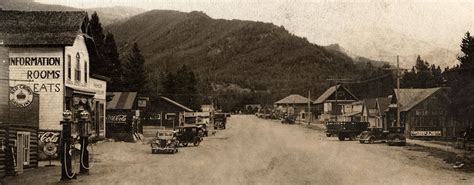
left=151, top=130, right=179, bottom=154
left=176, top=125, right=202, bottom=147
left=359, top=127, right=406, bottom=145
left=195, top=123, right=209, bottom=137
left=214, top=113, right=227, bottom=129
left=325, top=121, right=369, bottom=141
left=281, top=114, right=296, bottom=124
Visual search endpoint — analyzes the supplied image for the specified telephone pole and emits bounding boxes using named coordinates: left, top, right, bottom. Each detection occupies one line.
left=307, top=90, right=311, bottom=125
left=396, top=55, right=401, bottom=127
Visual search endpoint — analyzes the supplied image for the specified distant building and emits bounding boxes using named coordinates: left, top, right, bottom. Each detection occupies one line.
left=141, top=96, right=194, bottom=137
left=361, top=97, right=390, bottom=128
left=341, top=101, right=363, bottom=122
left=387, top=88, right=471, bottom=139
left=314, top=85, right=359, bottom=122
left=274, top=94, right=313, bottom=122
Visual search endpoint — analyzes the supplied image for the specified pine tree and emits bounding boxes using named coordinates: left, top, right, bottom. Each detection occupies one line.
left=103, top=33, right=122, bottom=91
left=88, top=12, right=106, bottom=75
left=122, top=43, right=147, bottom=93
left=449, top=32, right=474, bottom=122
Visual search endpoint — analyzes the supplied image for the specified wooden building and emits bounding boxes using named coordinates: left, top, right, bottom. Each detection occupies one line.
left=387, top=88, right=470, bottom=139
left=105, top=92, right=140, bottom=141
left=274, top=94, right=313, bottom=123
left=142, top=96, right=194, bottom=138
left=314, top=85, right=359, bottom=122
left=361, top=97, right=390, bottom=128
left=1, top=10, right=104, bottom=132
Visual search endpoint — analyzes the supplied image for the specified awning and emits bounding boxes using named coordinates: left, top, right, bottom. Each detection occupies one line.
left=65, top=87, right=96, bottom=97
left=107, top=92, right=137, bottom=110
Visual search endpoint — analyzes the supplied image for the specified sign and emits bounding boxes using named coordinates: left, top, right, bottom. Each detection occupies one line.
left=107, top=114, right=128, bottom=123
left=10, top=84, right=34, bottom=108
left=411, top=130, right=442, bottom=137
left=38, top=131, right=61, bottom=160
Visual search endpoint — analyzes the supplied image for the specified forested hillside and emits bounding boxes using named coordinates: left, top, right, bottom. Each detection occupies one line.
left=105, top=10, right=394, bottom=110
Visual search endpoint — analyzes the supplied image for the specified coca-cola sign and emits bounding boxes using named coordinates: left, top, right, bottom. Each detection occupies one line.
left=40, top=132, right=60, bottom=143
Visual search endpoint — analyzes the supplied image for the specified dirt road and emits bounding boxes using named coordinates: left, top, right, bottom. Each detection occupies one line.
left=2, top=115, right=473, bottom=184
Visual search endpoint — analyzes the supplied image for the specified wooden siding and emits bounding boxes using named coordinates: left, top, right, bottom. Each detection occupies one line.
left=0, top=47, right=9, bottom=123
left=0, top=126, right=38, bottom=178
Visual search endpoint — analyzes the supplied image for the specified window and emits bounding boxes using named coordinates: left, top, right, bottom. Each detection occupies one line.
left=84, top=61, right=88, bottom=83
left=75, top=53, right=81, bottom=81
left=17, top=132, right=30, bottom=166
left=67, top=55, right=71, bottom=80
left=301, top=113, right=306, bottom=119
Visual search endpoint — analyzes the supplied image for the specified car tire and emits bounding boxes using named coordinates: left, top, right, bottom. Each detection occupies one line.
left=152, top=149, right=155, bottom=154
left=359, top=140, right=364, bottom=144
left=183, top=142, right=188, bottom=147
left=349, top=134, right=356, bottom=141
left=194, top=141, right=200, bottom=146
left=338, top=136, right=345, bottom=141
left=326, top=133, right=331, bottom=137
left=368, top=136, right=375, bottom=144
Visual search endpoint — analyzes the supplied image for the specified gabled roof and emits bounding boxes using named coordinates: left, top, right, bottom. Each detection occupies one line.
left=160, top=96, right=194, bottom=112
left=0, top=10, right=88, bottom=46
left=314, top=85, right=359, bottom=104
left=275, top=94, right=311, bottom=105
left=377, top=97, right=390, bottom=115
left=107, top=92, right=137, bottom=110
left=363, top=98, right=377, bottom=110
left=395, top=88, right=441, bottom=112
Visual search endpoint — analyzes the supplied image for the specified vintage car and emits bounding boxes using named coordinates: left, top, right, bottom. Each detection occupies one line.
left=325, top=121, right=369, bottom=141
left=151, top=130, right=179, bottom=154
left=359, top=127, right=406, bottom=146
left=281, top=114, right=296, bottom=124
left=195, top=123, right=209, bottom=137
left=176, top=125, right=202, bottom=147
left=214, top=113, right=227, bottom=129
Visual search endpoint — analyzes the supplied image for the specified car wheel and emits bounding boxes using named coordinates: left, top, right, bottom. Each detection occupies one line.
left=359, top=140, right=364, bottom=144
left=152, top=149, right=156, bottom=154
left=349, top=134, right=356, bottom=141
left=326, top=133, right=331, bottom=137
left=194, top=141, right=200, bottom=146
left=368, top=136, right=375, bottom=144
left=338, top=136, right=345, bottom=141
left=183, top=142, right=188, bottom=147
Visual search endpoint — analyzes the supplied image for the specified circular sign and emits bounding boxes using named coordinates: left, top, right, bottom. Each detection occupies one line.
left=10, top=84, right=34, bottom=108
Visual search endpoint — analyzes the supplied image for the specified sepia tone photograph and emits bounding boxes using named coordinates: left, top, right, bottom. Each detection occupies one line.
left=0, top=0, right=474, bottom=184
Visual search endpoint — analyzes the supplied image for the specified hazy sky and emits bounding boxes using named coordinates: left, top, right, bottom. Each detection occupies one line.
left=36, top=0, right=474, bottom=50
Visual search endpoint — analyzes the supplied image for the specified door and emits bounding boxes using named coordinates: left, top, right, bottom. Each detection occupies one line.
left=16, top=131, right=30, bottom=174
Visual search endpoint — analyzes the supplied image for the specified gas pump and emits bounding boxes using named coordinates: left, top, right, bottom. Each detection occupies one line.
left=78, top=110, right=90, bottom=174
left=60, top=110, right=76, bottom=180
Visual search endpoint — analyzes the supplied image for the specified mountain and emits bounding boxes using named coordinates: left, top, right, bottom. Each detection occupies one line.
left=0, top=1, right=145, bottom=25
left=336, top=27, right=459, bottom=69
left=106, top=10, right=393, bottom=104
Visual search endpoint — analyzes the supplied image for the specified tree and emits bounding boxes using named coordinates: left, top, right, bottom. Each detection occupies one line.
left=88, top=12, right=106, bottom=75
left=401, top=56, right=444, bottom=88
left=122, top=43, right=147, bottom=93
left=448, top=32, right=474, bottom=122
left=102, top=33, right=122, bottom=91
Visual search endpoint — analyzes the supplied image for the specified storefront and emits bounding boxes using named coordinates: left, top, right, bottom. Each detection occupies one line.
left=3, top=10, right=103, bottom=131
left=106, top=92, right=140, bottom=141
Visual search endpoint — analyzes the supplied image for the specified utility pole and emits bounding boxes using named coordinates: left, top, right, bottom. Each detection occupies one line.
left=396, top=55, right=401, bottom=127
left=307, top=90, right=311, bottom=125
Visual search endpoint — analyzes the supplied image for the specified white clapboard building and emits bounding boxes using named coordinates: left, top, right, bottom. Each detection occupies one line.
left=1, top=10, right=107, bottom=135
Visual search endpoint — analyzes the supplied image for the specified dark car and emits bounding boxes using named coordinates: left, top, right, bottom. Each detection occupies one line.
left=325, top=121, right=369, bottom=141
left=176, top=125, right=202, bottom=147
left=195, top=123, right=209, bottom=137
left=151, top=130, right=179, bottom=154
left=359, top=127, right=406, bottom=146
left=214, top=113, right=227, bottom=129
left=281, top=114, right=296, bottom=124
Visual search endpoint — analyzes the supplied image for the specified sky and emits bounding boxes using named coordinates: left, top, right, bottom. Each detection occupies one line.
left=35, top=0, right=474, bottom=52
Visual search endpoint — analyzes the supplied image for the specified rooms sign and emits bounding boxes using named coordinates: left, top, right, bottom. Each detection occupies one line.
left=9, top=56, right=62, bottom=93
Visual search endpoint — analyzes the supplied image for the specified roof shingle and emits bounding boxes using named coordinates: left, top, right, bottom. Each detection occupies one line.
left=0, top=10, right=88, bottom=46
